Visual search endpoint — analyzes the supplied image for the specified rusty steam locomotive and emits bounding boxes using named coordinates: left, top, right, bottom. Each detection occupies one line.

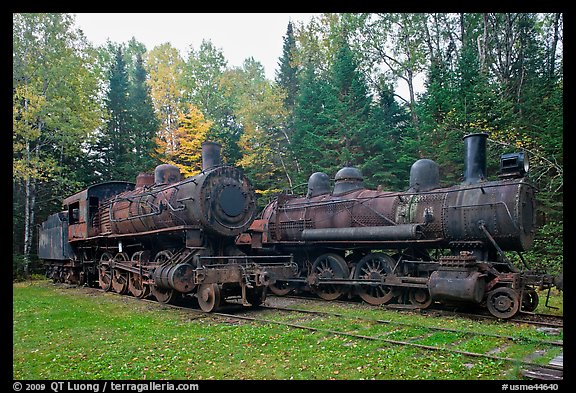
left=236, top=133, right=560, bottom=318
left=39, top=142, right=296, bottom=312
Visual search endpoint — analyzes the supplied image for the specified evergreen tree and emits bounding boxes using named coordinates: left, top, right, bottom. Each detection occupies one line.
left=99, top=46, right=132, bottom=180
left=128, top=52, right=160, bottom=173
left=325, top=38, right=372, bottom=168
left=362, top=79, right=412, bottom=190
left=276, top=21, right=299, bottom=110
left=292, top=60, right=333, bottom=185
left=275, top=21, right=302, bottom=179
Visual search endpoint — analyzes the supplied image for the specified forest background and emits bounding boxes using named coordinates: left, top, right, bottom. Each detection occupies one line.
left=13, top=13, right=563, bottom=278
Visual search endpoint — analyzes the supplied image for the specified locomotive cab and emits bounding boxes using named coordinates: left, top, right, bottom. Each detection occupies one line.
left=62, top=182, right=135, bottom=240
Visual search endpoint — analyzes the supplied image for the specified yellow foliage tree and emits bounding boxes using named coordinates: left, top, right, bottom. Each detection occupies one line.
left=159, top=104, right=212, bottom=178
left=146, top=43, right=184, bottom=158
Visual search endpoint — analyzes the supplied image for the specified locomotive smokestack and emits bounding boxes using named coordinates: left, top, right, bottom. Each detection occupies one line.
left=202, top=141, right=222, bottom=171
left=462, top=133, right=488, bottom=185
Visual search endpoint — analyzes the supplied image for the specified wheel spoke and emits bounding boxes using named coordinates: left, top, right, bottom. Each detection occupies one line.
left=151, top=286, right=176, bottom=304
left=98, top=252, right=113, bottom=292
left=309, top=253, right=349, bottom=301
left=354, top=253, right=395, bottom=305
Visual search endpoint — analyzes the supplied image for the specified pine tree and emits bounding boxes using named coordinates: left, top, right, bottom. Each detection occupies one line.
left=292, top=60, right=334, bottom=184
left=274, top=21, right=302, bottom=180
left=128, top=52, right=160, bottom=173
left=276, top=21, right=299, bottom=110
left=100, top=46, right=131, bottom=180
left=362, top=79, right=412, bottom=190
left=326, top=39, right=372, bottom=167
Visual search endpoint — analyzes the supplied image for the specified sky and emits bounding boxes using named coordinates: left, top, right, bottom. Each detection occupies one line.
left=73, top=13, right=321, bottom=81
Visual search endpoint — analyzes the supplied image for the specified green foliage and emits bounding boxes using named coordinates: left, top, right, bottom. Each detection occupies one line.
left=93, top=44, right=161, bottom=182
left=181, top=40, right=242, bottom=165
left=128, top=52, right=161, bottom=173
left=13, top=13, right=103, bottom=259
left=522, top=221, right=563, bottom=276
left=276, top=21, right=299, bottom=110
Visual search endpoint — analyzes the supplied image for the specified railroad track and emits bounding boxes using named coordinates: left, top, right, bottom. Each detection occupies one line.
left=272, top=293, right=564, bottom=329
left=76, top=285, right=562, bottom=380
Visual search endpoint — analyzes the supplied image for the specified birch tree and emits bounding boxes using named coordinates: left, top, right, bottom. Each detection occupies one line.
left=13, top=13, right=102, bottom=274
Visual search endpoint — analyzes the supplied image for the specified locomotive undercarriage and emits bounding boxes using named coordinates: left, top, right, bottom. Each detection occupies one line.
left=45, top=234, right=297, bottom=312
left=266, top=244, right=555, bottom=319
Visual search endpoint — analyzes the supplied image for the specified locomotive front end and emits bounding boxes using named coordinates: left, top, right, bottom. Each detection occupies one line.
left=108, top=141, right=257, bottom=241
left=184, top=142, right=257, bottom=238
left=442, top=133, right=537, bottom=252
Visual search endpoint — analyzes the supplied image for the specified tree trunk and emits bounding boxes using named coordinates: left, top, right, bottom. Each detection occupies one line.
left=406, top=69, right=419, bottom=129
left=22, top=141, right=35, bottom=278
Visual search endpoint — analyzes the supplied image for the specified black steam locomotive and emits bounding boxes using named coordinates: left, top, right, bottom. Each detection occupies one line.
left=236, top=133, right=560, bottom=318
left=38, top=142, right=296, bottom=312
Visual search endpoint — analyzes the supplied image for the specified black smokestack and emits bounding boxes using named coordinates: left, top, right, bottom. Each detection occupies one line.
left=201, top=141, right=222, bottom=171
left=462, top=133, right=488, bottom=185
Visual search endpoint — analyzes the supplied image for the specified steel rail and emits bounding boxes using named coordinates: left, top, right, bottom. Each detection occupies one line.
left=255, top=304, right=563, bottom=347
left=270, top=294, right=564, bottom=329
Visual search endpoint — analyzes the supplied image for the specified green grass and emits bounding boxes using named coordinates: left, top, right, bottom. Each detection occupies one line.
left=13, top=281, right=563, bottom=380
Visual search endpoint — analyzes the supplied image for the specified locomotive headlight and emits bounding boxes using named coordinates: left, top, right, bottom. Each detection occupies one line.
left=499, top=152, right=529, bottom=178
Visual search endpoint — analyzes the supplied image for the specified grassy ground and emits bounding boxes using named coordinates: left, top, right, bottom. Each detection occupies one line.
left=12, top=280, right=563, bottom=381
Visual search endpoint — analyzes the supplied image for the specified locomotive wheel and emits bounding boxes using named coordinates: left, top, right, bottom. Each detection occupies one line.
left=197, top=283, right=221, bottom=312
left=112, top=270, right=129, bottom=294
left=521, top=289, right=539, bottom=312
left=486, top=287, right=520, bottom=319
left=128, top=273, right=150, bottom=299
left=111, top=253, right=130, bottom=294
left=154, top=250, right=173, bottom=264
left=150, top=250, right=178, bottom=304
left=408, top=288, right=433, bottom=309
left=128, top=251, right=151, bottom=298
left=98, top=252, right=113, bottom=292
left=310, top=253, right=349, bottom=301
left=353, top=253, right=395, bottom=305
left=151, top=286, right=176, bottom=304
left=269, top=281, right=294, bottom=296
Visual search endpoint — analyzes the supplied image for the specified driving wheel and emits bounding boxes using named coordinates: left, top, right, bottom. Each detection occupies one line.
left=111, top=252, right=129, bottom=294
left=354, top=252, right=395, bottom=305
left=98, top=252, right=113, bottom=292
left=310, top=253, right=349, bottom=301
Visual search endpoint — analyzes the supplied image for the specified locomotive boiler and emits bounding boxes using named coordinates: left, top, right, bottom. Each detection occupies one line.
left=236, top=133, right=558, bottom=318
left=39, top=142, right=296, bottom=311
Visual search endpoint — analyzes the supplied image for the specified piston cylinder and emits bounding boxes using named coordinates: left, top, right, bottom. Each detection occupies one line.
left=153, top=263, right=196, bottom=293
left=428, top=270, right=486, bottom=303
